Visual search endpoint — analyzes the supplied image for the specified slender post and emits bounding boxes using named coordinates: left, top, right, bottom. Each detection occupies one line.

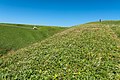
left=99, top=19, right=102, bottom=22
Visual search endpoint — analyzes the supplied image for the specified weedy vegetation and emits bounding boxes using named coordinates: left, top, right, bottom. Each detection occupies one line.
left=0, top=21, right=120, bottom=79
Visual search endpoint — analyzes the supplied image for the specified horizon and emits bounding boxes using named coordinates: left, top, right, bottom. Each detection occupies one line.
left=0, top=0, right=120, bottom=27
left=1, top=20, right=120, bottom=27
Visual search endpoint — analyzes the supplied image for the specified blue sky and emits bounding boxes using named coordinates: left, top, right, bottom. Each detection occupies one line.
left=0, top=0, right=120, bottom=26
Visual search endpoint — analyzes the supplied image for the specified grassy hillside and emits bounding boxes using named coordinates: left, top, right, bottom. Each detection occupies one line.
left=0, top=21, right=120, bottom=79
left=88, top=20, right=120, bottom=38
left=0, top=23, right=67, bottom=56
left=87, top=20, right=120, bottom=25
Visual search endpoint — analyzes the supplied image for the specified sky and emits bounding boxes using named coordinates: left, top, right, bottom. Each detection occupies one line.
left=0, top=0, right=120, bottom=26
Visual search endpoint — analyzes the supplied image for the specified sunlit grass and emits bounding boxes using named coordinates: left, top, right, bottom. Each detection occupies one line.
left=0, top=21, right=120, bottom=79
left=0, top=23, right=67, bottom=56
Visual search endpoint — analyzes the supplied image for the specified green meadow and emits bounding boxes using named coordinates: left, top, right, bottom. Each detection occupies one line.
left=0, top=21, right=120, bottom=79
left=0, top=23, right=67, bottom=56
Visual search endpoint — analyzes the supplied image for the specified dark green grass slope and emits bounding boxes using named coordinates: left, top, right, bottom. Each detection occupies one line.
left=0, top=22, right=120, bottom=79
left=0, top=23, right=67, bottom=56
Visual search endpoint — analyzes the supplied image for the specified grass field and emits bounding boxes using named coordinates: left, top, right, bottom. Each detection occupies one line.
left=0, top=21, right=120, bottom=79
left=0, top=23, right=67, bottom=56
